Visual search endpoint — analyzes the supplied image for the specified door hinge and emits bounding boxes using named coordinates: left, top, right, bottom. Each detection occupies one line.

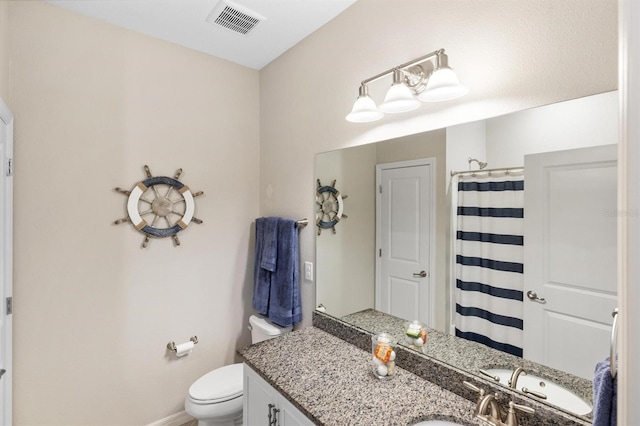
left=6, top=158, right=12, bottom=176
left=379, top=185, right=382, bottom=194
left=379, top=249, right=382, bottom=257
left=5, top=297, right=12, bottom=315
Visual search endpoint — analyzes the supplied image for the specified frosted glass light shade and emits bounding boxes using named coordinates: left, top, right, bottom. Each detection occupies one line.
left=346, top=95, right=384, bottom=123
left=419, top=67, right=468, bottom=102
left=379, top=83, right=421, bottom=113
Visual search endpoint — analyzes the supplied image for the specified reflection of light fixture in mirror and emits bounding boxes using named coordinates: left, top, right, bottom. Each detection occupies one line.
left=346, top=48, right=467, bottom=123
left=345, top=84, right=384, bottom=123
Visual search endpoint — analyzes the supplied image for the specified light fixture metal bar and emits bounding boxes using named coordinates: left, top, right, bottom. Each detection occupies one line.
left=360, top=49, right=443, bottom=85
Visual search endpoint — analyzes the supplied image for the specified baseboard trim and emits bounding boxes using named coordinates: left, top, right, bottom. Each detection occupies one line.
left=146, top=410, right=194, bottom=426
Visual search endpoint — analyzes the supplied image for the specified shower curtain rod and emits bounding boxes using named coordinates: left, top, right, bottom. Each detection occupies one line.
left=450, top=166, right=524, bottom=177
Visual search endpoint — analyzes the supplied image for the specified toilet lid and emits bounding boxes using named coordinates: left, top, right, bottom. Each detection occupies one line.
left=188, top=363, right=243, bottom=403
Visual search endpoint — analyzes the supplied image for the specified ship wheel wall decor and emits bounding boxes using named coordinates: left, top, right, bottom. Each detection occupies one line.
left=114, top=165, right=204, bottom=248
left=316, top=179, right=347, bottom=235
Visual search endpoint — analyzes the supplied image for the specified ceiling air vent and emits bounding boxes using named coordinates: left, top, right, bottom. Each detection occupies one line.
left=206, top=0, right=266, bottom=36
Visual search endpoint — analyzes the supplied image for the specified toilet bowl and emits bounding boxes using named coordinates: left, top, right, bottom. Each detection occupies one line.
left=184, top=315, right=292, bottom=426
left=185, top=363, right=244, bottom=426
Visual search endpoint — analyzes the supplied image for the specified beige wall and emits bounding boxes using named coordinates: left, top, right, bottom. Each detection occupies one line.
left=8, top=2, right=259, bottom=425
left=259, top=0, right=617, bottom=329
left=485, top=91, right=619, bottom=167
left=0, top=0, right=9, bottom=101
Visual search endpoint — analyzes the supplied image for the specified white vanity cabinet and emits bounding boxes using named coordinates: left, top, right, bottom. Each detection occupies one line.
left=243, top=364, right=314, bottom=426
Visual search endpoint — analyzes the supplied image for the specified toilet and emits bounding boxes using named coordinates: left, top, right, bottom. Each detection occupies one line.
left=184, top=315, right=292, bottom=426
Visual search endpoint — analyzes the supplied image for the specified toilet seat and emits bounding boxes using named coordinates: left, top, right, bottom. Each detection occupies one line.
left=188, top=363, right=243, bottom=405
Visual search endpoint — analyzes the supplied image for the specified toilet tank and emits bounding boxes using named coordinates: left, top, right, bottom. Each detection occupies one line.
left=249, top=315, right=292, bottom=344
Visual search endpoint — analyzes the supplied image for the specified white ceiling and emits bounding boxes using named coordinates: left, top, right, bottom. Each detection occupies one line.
left=43, top=0, right=357, bottom=70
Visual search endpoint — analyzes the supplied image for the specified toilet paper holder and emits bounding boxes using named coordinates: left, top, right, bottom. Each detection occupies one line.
left=167, top=336, right=198, bottom=353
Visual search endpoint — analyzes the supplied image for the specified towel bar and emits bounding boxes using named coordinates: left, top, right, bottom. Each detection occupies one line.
left=610, top=308, right=618, bottom=379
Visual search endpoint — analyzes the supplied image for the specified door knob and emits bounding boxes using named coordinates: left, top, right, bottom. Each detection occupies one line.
left=413, top=271, right=427, bottom=278
left=526, top=290, right=546, bottom=302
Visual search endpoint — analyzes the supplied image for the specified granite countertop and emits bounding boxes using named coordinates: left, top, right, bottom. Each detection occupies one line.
left=313, top=311, right=591, bottom=426
left=341, top=309, right=593, bottom=410
left=238, top=326, right=484, bottom=426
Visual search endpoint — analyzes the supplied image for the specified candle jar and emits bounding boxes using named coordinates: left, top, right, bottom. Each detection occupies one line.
left=371, top=333, right=397, bottom=380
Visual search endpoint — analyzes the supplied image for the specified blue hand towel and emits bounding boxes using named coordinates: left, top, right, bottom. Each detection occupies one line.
left=260, top=217, right=279, bottom=272
left=252, top=218, right=278, bottom=315
left=267, top=218, right=302, bottom=327
left=593, top=357, right=617, bottom=426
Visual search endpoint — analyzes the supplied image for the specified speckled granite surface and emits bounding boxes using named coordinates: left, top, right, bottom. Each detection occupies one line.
left=314, top=310, right=591, bottom=426
left=341, top=309, right=592, bottom=412
left=340, top=309, right=593, bottom=410
left=238, top=326, right=483, bottom=426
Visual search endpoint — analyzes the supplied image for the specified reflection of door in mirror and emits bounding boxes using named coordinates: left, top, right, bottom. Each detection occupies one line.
left=524, top=144, right=617, bottom=380
left=376, top=159, right=434, bottom=328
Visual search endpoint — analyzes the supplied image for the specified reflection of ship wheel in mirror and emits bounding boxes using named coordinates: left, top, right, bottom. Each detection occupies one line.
left=315, top=179, right=347, bottom=235
left=114, top=165, right=204, bottom=248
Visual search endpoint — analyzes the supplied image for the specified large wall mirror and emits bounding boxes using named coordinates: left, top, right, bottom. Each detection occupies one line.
left=315, top=90, right=618, bottom=420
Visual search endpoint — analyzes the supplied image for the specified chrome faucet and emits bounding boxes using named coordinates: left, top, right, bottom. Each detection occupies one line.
left=477, top=393, right=502, bottom=424
left=507, top=367, right=549, bottom=400
left=462, top=381, right=535, bottom=426
left=508, top=367, right=526, bottom=389
left=477, top=395, right=535, bottom=426
left=504, top=401, right=535, bottom=426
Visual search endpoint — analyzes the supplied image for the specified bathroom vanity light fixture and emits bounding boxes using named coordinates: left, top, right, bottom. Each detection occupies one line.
left=346, top=48, right=468, bottom=123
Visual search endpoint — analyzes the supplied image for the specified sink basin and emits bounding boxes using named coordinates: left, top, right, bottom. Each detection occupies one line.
left=482, top=368, right=592, bottom=416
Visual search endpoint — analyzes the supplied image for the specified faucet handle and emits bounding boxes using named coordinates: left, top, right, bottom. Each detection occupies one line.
left=505, top=401, right=535, bottom=426
left=462, top=381, right=485, bottom=401
left=521, top=387, right=548, bottom=400
left=463, top=381, right=485, bottom=415
left=463, top=381, right=483, bottom=394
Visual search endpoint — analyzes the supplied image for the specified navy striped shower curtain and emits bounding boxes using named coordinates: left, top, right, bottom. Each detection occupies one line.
left=454, top=172, right=525, bottom=357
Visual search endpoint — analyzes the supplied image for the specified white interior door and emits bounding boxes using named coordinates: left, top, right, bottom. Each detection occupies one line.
left=376, top=159, right=434, bottom=327
left=0, top=99, right=13, bottom=426
left=524, top=144, right=617, bottom=380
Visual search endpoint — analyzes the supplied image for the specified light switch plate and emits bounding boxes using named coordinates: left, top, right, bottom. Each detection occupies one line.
left=304, top=261, right=313, bottom=281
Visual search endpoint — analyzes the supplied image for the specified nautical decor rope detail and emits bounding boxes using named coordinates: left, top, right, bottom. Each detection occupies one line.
left=114, top=165, right=204, bottom=248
